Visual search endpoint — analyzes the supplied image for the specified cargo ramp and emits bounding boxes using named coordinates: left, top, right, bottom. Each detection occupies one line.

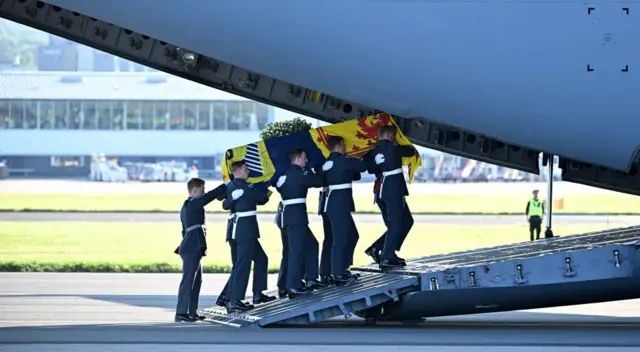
left=200, top=226, right=640, bottom=327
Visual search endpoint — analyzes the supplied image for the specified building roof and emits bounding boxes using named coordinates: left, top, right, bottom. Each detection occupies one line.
left=0, top=71, right=251, bottom=101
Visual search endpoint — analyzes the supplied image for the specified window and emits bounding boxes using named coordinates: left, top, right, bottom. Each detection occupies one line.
left=183, top=102, right=198, bottom=130
left=40, top=101, right=55, bottom=129
left=53, top=101, right=68, bottom=129
left=140, top=101, right=154, bottom=130
left=125, top=101, right=140, bottom=130
left=83, top=101, right=97, bottom=130
left=0, top=100, right=8, bottom=129
left=25, top=101, right=38, bottom=129
left=213, top=102, right=227, bottom=130
left=68, top=101, right=82, bottom=130
left=227, top=102, right=241, bottom=130
left=154, top=101, right=168, bottom=130
left=0, top=100, right=26, bottom=129
left=255, top=103, right=270, bottom=130
left=97, top=101, right=111, bottom=130
left=197, top=102, right=210, bottom=130
left=239, top=102, right=256, bottom=130
left=227, top=102, right=256, bottom=130
left=9, top=101, right=25, bottom=129
left=169, top=102, right=183, bottom=130
left=112, top=101, right=125, bottom=130
left=51, top=156, right=84, bottom=167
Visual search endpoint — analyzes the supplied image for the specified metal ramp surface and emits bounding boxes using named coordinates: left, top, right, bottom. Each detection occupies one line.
left=199, top=271, right=419, bottom=328
left=354, top=225, right=640, bottom=277
left=349, top=226, right=640, bottom=321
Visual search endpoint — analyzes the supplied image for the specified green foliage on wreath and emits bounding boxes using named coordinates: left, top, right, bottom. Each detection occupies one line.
left=260, top=117, right=313, bottom=141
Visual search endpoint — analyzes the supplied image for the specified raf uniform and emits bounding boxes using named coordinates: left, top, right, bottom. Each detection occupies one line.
left=368, top=139, right=415, bottom=269
left=320, top=151, right=366, bottom=284
left=275, top=164, right=324, bottom=297
left=364, top=167, right=414, bottom=264
left=275, top=201, right=307, bottom=297
left=526, top=190, right=545, bottom=241
left=225, top=179, right=274, bottom=311
left=175, top=183, right=227, bottom=322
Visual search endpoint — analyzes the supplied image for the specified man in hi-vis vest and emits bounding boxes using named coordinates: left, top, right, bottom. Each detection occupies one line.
left=525, top=189, right=545, bottom=241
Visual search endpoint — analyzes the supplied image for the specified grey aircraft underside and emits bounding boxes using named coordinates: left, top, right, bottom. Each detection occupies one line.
left=2, top=0, right=640, bottom=194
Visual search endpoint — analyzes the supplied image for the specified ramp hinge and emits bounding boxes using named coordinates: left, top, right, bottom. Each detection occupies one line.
left=364, top=296, right=373, bottom=307
left=515, top=264, right=528, bottom=284
left=429, top=277, right=439, bottom=291
left=308, top=311, right=316, bottom=323
left=468, top=271, right=478, bottom=287
left=384, top=289, right=400, bottom=302
left=613, top=249, right=621, bottom=267
left=564, top=257, right=576, bottom=277
left=338, top=303, right=352, bottom=319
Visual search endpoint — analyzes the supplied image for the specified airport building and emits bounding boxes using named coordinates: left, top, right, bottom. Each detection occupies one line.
left=0, top=71, right=288, bottom=177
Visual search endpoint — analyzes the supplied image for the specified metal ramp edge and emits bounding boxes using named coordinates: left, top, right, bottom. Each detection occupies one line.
left=353, top=225, right=640, bottom=276
left=199, top=271, right=419, bottom=328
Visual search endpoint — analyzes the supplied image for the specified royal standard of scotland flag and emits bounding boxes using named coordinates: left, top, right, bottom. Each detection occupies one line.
left=222, top=113, right=422, bottom=185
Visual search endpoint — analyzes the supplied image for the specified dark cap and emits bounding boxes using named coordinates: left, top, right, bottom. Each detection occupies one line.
left=532, top=189, right=539, bottom=194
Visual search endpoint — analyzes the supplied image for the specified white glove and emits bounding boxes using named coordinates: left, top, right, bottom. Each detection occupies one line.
left=231, top=189, right=244, bottom=200
left=375, top=153, right=385, bottom=165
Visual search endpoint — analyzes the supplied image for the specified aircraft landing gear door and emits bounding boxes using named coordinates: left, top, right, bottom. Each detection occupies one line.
left=543, top=153, right=554, bottom=238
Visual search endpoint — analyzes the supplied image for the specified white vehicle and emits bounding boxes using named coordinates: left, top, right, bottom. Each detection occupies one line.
left=139, top=165, right=164, bottom=182
left=90, top=162, right=128, bottom=182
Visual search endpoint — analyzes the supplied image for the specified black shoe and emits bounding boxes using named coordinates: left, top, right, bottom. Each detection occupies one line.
left=334, top=274, right=358, bottom=286
left=365, top=247, right=382, bottom=264
left=253, top=292, right=277, bottom=304
left=215, top=295, right=228, bottom=307
left=320, top=276, right=335, bottom=286
left=288, top=288, right=312, bottom=299
left=277, top=288, right=288, bottom=299
left=240, top=301, right=255, bottom=309
left=379, top=258, right=406, bottom=271
left=345, top=270, right=361, bottom=278
left=174, top=314, right=197, bottom=322
left=189, top=314, right=206, bottom=320
left=306, top=279, right=329, bottom=290
left=395, top=256, right=406, bottom=264
left=226, top=300, right=253, bottom=313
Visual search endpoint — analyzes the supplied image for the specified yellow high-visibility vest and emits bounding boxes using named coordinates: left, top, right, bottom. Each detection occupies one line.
left=528, top=198, right=544, bottom=216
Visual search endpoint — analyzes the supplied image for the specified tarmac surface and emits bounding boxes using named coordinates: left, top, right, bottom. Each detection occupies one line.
left=1, top=212, right=639, bottom=227
left=1, top=273, right=639, bottom=351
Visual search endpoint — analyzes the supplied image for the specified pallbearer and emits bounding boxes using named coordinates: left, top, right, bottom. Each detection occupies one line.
left=368, top=125, right=416, bottom=270
left=224, top=160, right=276, bottom=313
left=363, top=168, right=413, bottom=265
left=216, top=177, right=239, bottom=308
left=321, top=136, right=367, bottom=284
left=175, top=178, right=227, bottom=322
left=275, top=148, right=327, bottom=298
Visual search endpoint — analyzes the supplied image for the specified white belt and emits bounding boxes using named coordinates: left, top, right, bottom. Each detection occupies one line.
left=380, top=168, right=403, bottom=198
left=231, top=211, right=258, bottom=239
left=281, top=198, right=306, bottom=227
left=324, top=183, right=352, bottom=213
left=228, top=213, right=235, bottom=220
left=185, top=224, right=205, bottom=233
left=282, top=198, right=306, bottom=206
